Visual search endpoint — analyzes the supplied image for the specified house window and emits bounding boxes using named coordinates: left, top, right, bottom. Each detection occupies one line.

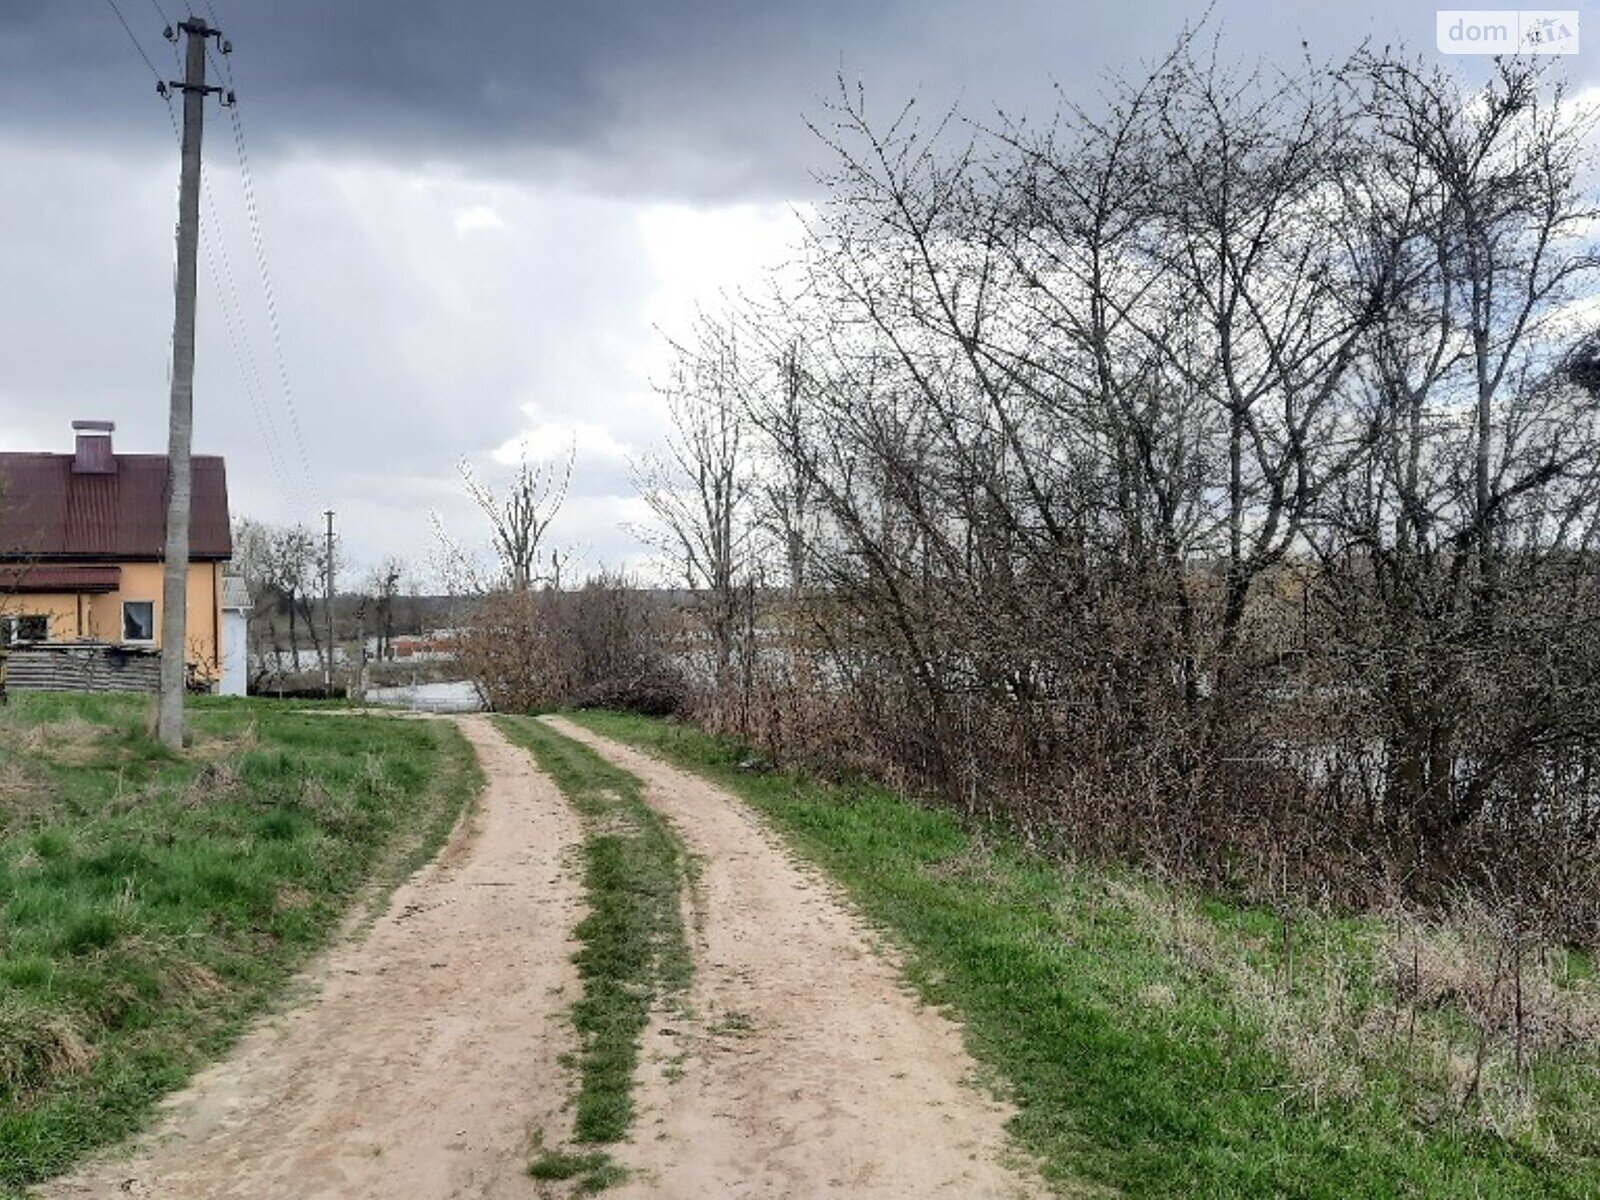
left=2, top=615, right=48, bottom=643
left=122, top=601, right=155, bottom=643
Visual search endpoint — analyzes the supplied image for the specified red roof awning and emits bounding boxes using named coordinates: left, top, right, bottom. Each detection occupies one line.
left=0, top=565, right=121, bottom=594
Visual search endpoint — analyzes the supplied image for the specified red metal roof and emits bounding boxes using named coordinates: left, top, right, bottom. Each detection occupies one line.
left=0, top=565, right=121, bottom=593
left=0, top=454, right=231, bottom=562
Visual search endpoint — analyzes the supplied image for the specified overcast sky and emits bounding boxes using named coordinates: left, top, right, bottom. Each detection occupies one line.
left=1, top=0, right=1595, bottom=587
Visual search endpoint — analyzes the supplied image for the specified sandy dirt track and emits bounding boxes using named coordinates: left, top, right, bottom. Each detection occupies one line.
left=37, top=715, right=585, bottom=1200
left=543, top=716, right=1044, bottom=1200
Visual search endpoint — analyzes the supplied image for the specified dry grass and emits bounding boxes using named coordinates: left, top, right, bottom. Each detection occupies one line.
left=1083, top=874, right=1600, bottom=1142
left=272, top=885, right=314, bottom=913
left=1385, top=915, right=1600, bottom=1053
left=920, top=835, right=1012, bottom=889
left=1097, top=878, right=1368, bottom=1103
left=165, top=960, right=226, bottom=998
left=185, top=722, right=260, bottom=764
left=0, top=758, right=58, bottom=834
left=0, top=713, right=104, bottom=764
left=0, top=1007, right=97, bottom=1099
left=177, top=760, right=247, bottom=808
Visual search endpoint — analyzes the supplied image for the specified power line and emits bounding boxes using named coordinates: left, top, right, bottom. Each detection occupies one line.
left=156, top=2, right=185, bottom=76
left=202, top=2, right=239, bottom=141
left=201, top=163, right=301, bottom=513
left=158, top=42, right=296, bottom=509
left=159, top=73, right=181, bottom=140
left=198, top=1, right=323, bottom=507
left=225, top=92, right=322, bottom=507
left=103, top=0, right=163, bottom=80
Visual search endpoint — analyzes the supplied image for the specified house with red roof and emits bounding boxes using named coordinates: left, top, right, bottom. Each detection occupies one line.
left=0, top=420, right=234, bottom=690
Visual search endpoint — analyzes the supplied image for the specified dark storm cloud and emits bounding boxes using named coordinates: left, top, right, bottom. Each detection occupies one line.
left=0, top=0, right=1516, bottom=201
left=3, top=0, right=888, bottom=197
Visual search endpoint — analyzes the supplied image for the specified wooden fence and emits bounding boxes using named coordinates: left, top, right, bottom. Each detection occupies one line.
left=1, top=644, right=162, bottom=694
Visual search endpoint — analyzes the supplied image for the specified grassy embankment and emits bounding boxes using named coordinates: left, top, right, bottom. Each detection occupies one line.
left=0, top=693, right=479, bottom=1195
left=567, top=709, right=1600, bottom=1200
left=493, top=716, right=691, bottom=1196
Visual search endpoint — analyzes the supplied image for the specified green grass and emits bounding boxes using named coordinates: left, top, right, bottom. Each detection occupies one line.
left=0, top=693, right=480, bottom=1193
left=526, top=1146, right=630, bottom=1195
left=493, top=717, right=691, bottom=1195
left=566, top=709, right=1600, bottom=1200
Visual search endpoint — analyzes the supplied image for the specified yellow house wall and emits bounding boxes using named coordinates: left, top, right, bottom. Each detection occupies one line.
left=1, top=593, right=79, bottom=638
left=4, top=562, right=223, bottom=681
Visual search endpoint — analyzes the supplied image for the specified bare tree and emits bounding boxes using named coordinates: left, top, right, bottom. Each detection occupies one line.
left=1309, top=55, right=1600, bottom=853
left=633, top=321, right=761, bottom=694
left=231, top=517, right=326, bottom=678
left=364, top=556, right=406, bottom=660
left=231, top=516, right=281, bottom=678
left=638, top=40, right=1600, bottom=928
left=463, top=444, right=573, bottom=592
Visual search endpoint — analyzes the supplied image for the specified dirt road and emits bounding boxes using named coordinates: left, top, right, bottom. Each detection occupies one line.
left=38, top=715, right=586, bottom=1200
left=544, top=716, right=1043, bottom=1200
left=38, top=714, right=1045, bottom=1199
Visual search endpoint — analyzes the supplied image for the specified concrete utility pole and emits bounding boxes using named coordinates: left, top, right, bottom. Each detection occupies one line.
left=157, top=17, right=232, bottom=750
left=324, top=510, right=336, bottom=698
left=353, top=597, right=368, bottom=703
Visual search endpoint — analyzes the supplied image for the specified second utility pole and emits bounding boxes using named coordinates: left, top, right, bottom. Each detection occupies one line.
left=324, top=510, right=336, bottom=698
left=157, top=17, right=229, bottom=750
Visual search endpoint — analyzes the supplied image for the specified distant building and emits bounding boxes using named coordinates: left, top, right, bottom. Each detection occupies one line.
left=0, top=420, right=234, bottom=691
left=388, top=629, right=459, bottom=662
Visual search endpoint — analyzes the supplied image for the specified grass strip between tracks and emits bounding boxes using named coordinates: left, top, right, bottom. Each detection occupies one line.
left=493, top=716, right=691, bottom=1195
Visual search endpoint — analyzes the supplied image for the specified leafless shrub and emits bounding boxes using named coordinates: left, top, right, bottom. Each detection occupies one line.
left=456, top=575, right=683, bottom=715
left=454, top=590, right=569, bottom=713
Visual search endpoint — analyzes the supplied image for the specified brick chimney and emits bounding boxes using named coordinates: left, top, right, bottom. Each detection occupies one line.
left=72, top=420, right=117, bottom=474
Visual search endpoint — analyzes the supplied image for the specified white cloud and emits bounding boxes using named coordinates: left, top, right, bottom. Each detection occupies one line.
left=452, top=204, right=508, bottom=234
left=635, top=201, right=809, bottom=349
left=492, top=418, right=632, bottom=468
